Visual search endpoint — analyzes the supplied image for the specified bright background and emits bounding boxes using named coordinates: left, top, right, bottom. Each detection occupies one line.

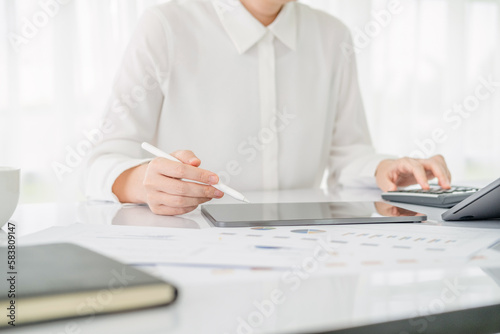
left=1, top=0, right=499, bottom=203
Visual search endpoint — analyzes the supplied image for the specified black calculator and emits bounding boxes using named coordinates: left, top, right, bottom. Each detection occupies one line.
left=381, top=185, right=479, bottom=208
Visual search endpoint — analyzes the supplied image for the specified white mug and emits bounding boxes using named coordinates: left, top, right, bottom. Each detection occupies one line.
left=0, top=167, right=20, bottom=228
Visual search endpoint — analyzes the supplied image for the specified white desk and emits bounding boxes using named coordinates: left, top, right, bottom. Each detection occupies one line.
left=3, top=187, right=500, bottom=334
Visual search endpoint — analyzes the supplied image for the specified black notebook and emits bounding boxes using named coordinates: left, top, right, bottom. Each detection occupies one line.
left=0, top=243, right=177, bottom=327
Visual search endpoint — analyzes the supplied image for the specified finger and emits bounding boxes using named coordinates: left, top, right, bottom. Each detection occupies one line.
left=446, top=165, right=452, bottom=182
left=149, top=204, right=198, bottom=216
left=153, top=177, right=224, bottom=198
left=419, top=159, right=451, bottom=189
left=149, top=157, right=219, bottom=185
left=435, top=155, right=452, bottom=184
left=171, top=150, right=201, bottom=167
left=151, top=192, right=212, bottom=208
left=426, top=155, right=452, bottom=186
left=403, top=159, right=430, bottom=190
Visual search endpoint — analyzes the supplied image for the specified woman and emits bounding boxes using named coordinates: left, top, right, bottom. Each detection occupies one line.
left=86, top=0, right=451, bottom=215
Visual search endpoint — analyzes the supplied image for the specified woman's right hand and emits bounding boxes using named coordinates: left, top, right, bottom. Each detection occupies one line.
left=112, top=150, right=224, bottom=215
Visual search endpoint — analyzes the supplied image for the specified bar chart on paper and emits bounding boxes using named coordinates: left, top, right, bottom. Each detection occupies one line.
left=204, top=223, right=500, bottom=269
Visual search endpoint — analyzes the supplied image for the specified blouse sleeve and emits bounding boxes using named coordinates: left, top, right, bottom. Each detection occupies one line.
left=327, top=31, right=394, bottom=189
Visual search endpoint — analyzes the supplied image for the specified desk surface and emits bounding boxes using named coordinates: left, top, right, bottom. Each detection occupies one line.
left=3, top=186, right=500, bottom=334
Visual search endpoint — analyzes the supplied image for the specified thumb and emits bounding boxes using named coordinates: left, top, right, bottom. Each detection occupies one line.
left=376, top=173, right=398, bottom=192
left=379, top=178, right=398, bottom=192
left=376, top=161, right=398, bottom=192
left=171, top=150, right=201, bottom=167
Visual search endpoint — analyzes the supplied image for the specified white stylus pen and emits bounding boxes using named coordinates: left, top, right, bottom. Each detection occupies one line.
left=141, top=142, right=250, bottom=203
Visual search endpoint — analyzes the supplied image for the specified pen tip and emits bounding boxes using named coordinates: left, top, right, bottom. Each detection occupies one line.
left=243, top=198, right=250, bottom=203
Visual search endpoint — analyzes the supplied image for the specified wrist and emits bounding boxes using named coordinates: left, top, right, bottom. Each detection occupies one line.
left=112, top=164, right=149, bottom=203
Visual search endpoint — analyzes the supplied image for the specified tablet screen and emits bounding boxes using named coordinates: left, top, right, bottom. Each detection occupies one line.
left=201, top=201, right=427, bottom=227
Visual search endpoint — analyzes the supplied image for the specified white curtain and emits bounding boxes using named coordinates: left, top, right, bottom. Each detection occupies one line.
left=1, top=0, right=499, bottom=203
left=0, top=0, right=164, bottom=202
left=303, top=0, right=500, bottom=182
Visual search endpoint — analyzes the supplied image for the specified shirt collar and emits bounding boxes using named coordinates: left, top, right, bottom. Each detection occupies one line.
left=213, top=0, right=297, bottom=54
left=268, top=2, right=297, bottom=51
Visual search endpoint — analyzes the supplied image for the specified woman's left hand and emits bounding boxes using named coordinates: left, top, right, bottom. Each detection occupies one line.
left=375, top=155, right=452, bottom=191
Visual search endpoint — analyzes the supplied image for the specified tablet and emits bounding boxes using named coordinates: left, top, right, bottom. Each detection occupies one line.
left=442, top=177, right=500, bottom=221
left=201, top=201, right=427, bottom=228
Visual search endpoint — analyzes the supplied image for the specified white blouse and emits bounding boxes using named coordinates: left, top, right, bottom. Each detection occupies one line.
left=85, top=0, right=391, bottom=202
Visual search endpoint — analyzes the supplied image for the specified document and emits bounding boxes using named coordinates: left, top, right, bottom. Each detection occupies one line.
left=21, top=223, right=500, bottom=273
